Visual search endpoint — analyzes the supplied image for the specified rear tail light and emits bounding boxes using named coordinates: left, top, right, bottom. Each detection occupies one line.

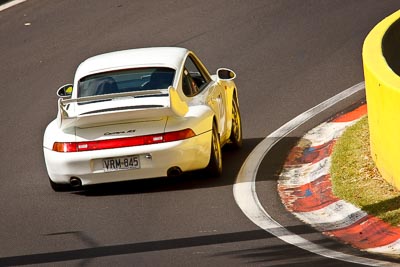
left=52, top=128, right=196, bottom=152
left=164, top=128, right=195, bottom=142
left=52, top=142, right=78, bottom=153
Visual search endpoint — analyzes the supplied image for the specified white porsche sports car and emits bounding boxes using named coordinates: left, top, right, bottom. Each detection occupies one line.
left=43, top=47, right=242, bottom=191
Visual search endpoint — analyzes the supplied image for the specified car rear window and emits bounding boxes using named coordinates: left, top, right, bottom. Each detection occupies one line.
left=78, top=67, right=175, bottom=97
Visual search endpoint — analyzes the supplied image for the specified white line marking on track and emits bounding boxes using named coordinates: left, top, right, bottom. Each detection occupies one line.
left=294, top=200, right=369, bottom=231
left=234, top=82, right=398, bottom=266
left=0, top=0, right=26, bottom=12
left=279, top=157, right=331, bottom=186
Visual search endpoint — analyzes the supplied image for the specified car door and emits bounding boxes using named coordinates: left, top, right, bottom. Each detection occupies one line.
left=182, top=54, right=227, bottom=135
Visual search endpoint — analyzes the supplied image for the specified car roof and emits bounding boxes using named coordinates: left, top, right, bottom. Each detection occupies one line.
left=74, top=47, right=189, bottom=81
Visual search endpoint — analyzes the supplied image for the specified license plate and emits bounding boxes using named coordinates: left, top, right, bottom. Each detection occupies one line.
left=103, top=156, right=140, bottom=172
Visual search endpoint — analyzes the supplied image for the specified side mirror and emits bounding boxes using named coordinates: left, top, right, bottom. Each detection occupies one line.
left=217, top=68, right=236, bottom=81
left=57, top=84, right=73, bottom=99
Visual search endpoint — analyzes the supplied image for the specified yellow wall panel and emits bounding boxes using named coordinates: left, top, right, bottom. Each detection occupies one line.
left=363, top=10, right=400, bottom=190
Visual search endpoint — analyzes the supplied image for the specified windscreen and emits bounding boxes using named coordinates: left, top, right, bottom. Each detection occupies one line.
left=78, top=67, right=175, bottom=97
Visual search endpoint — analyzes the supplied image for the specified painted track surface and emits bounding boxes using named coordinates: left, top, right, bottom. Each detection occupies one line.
left=2, top=1, right=400, bottom=266
left=279, top=104, right=400, bottom=256
left=234, top=83, right=400, bottom=266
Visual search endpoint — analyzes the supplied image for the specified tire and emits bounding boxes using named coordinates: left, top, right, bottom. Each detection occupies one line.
left=206, top=122, right=222, bottom=177
left=49, top=178, right=71, bottom=192
left=229, top=97, right=242, bottom=148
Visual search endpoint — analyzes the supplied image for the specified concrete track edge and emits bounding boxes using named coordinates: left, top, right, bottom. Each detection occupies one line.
left=234, top=82, right=398, bottom=266
left=0, top=0, right=26, bottom=12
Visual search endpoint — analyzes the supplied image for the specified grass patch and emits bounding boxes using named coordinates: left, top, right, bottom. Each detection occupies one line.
left=330, top=116, right=400, bottom=227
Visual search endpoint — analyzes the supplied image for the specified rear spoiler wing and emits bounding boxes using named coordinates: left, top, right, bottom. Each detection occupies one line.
left=57, top=87, right=188, bottom=129
left=60, top=89, right=163, bottom=105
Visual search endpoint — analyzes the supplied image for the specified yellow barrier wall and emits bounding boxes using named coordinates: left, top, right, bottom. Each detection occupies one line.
left=363, top=10, right=400, bottom=190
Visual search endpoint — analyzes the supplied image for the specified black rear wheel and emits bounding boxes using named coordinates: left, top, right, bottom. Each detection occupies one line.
left=229, top=97, right=242, bottom=148
left=49, top=178, right=71, bottom=192
left=206, top=122, right=222, bottom=177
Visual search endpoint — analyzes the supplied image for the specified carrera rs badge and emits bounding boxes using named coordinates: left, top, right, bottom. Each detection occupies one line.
left=104, top=129, right=136, bottom=136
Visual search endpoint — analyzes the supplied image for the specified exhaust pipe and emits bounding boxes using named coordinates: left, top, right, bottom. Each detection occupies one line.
left=167, top=167, right=182, bottom=177
left=70, top=177, right=82, bottom=187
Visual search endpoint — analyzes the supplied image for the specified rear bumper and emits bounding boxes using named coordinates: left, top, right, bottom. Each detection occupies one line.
left=43, top=131, right=211, bottom=186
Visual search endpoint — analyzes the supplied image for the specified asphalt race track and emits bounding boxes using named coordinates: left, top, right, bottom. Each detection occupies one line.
left=1, top=1, right=400, bottom=266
